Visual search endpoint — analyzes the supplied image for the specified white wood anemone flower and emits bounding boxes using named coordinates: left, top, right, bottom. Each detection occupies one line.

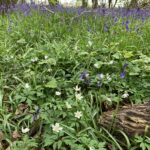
left=89, top=147, right=95, bottom=150
left=75, top=93, right=83, bottom=101
left=74, top=111, right=82, bottom=119
left=31, top=57, right=38, bottom=63
left=44, top=55, right=48, bottom=59
left=98, top=73, right=104, bottom=79
left=74, top=85, right=81, bottom=92
left=65, top=102, right=72, bottom=109
left=108, top=60, right=114, bottom=65
left=55, top=91, right=61, bottom=96
left=21, top=127, right=30, bottom=133
left=122, top=92, right=129, bottom=98
left=24, top=83, right=30, bottom=89
left=52, top=123, right=63, bottom=133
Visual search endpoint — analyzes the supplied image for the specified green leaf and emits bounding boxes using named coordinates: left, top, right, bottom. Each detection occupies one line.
left=129, top=66, right=141, bottom=76
left=98, top=142, right=106, bottom=150
left=94, top=61, right=103, bottom=69
left=44, top=139, right=55, bottom=147
left=57, top=140, right=62, bottom=149
left=45, top=79, right=57, bottom=88
left=140, top=143, right=146, bottom=150
left=79, top=52, right=89, bottom=56
left=44, top=135, right=58, bottom=147
left=17, top=38, right=26, bottom=44
left=112, top=52, right=122, bottom=59
left=38, top=58, right=56, bottom=65
left=123, top=51, right=133, bottom=58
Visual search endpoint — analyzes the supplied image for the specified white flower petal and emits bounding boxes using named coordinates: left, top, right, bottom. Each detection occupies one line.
left=25, top=83, right=30, bottom=89
left=75, top=93, right=83, bottom=100
left=52, top=123, right=63, bottom=132
left=107, top=98, right=112, bottom=102
left=122, top=92, right=129, bottom=98
left=74, top=85, right=81, bottom=92
left=94, top=63, right=99, bottom=68
left=55, top=91, right=61, bottom=96
left=66, top=102, right=72, bottom=109
left=74, top=111, right=82, bottom=119
left=108, top=60, right=114, bottom=65
left=99, top=73, right=104, bottom=79
left=44, top=55, right=48, bottom=59
left=21, top=127, right=30, bottom=133
left=89, top=147, right=95, bottom=150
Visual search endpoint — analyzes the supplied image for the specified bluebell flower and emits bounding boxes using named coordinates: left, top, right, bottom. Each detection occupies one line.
left=104, top=24, right=109, bottom=32
left=7, top=26, right=12, bottom=32
left=24, top=10, right=30, bottom=16
left=123, top=63, right=128, bottom=70
left=97, top=73, right=104, bottom=88
left=80, top=71, right=89, bottom=81
left=97, top=81, right=102, bottom=88
left=80, top=71, right=90, bottom=85
left=56, top=4, right=64, bottom=12
left=102, top=8, right=106, bottom=15
left=32, top=107, right=40, bottom=121
left=97, top=73, right=104, bottom=80
left=87, top=26, right=92, bottom=32
left=114, top=17, right=118, bottom=23
left=135, top=25, right=139, bottom=33
left=141, top=17, right=145, bottom=22
left=120, top=63, right=128, bottom=78
left=125, top=20, right=129, bottom=31
left=120, top=72, right=126, bottom=78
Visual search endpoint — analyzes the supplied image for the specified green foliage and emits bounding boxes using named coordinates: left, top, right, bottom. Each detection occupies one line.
left=132, top=136, right=150, bottom=150
left=0, top=0, right=17, bottom=5
left=10, top=135, right=38, bottom=150
left=48, top=0, right=58, bottom=5
left=0, top=7, right=150, bottom=150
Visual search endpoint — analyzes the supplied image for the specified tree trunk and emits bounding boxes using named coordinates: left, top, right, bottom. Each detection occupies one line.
left=82, top=0, right=88, bottom=8
left=92, top=0, right=98, bottom=8
left=99, top=102, right=150, bottom=136
left=113, top=0, right=118, bottom=7
left=108, top=0, right=112, bottom=8
left=129, top=0, right=138, bottom=8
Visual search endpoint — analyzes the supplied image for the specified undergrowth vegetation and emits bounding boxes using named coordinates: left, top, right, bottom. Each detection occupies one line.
left=0, top=4, right=150, bottom=150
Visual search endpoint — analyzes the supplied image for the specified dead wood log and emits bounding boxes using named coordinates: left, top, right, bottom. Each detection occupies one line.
left=99, top=101, right=150, bottom=136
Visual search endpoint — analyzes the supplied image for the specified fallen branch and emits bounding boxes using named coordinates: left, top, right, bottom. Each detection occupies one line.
left=99, top=101, right=150, bottom=136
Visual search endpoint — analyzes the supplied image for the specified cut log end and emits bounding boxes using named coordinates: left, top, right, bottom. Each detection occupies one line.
left=99, top=101, right=150, bottom=136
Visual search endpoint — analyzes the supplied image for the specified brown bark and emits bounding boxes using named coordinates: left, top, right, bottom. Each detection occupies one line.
left=108, top=0, right=112, bottom=8
left=99, top=102, right=150, bottom=136
left=129, top=0, right=138, bottom=8
left=92, top=0, right=98, bottom=8
left=82, top=0, right=88, bottom=8
left=113, top=0, right=118, bottom=7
